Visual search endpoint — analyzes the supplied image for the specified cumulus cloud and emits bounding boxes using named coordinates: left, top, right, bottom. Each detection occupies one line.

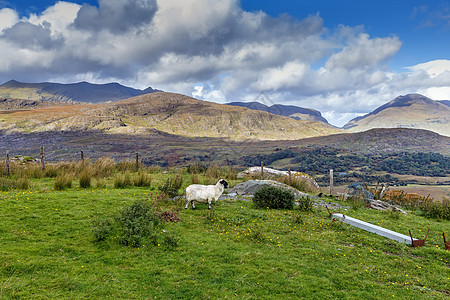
left=0, top=8, right=18, bottom=32
left=0, top=0, right=448, bottom=127
left=74, top=0, right=157, bottom=33
left=325, top=33, right=401, bottom=70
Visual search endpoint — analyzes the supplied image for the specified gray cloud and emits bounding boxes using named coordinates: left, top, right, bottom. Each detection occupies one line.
left=2, top=21, right=63, bottom=50
left=73, top=0, right=158, bottom=33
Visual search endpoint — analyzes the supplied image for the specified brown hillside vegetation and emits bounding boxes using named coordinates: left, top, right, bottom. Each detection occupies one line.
left=0, top=92, right=343, bottom=140
left=344, top=94, right=450, bottom=136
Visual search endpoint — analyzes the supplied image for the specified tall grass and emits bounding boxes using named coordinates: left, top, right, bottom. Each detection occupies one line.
left=54, top=174, right=73, bottom=190
left=275, top=175, right=318, bottom=193
left=0, top=177, right=30, bottom=191
left=133, top=172, right=152, bottom=187
left=384, top=190, right=450, bottom=220
left=79, top=169, right=92, bottom=188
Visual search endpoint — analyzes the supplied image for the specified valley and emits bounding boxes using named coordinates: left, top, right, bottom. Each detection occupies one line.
left=0, top=82, right=449, bottom=199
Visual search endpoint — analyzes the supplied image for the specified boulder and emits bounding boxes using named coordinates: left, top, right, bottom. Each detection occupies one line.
left=238, top=166, right=319, bottom=189
left=227, top=180, right=310, bottom=198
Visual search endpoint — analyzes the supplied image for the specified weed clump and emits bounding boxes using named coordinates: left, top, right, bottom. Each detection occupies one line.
left=95, top=177, right=107, bottom=189
left=92, top=217, right=113, bottom=242
left=276, top=175, right=318, bottom=193
left=0, top=177, right=30, bottom=191
left=297, top=197, right=314, bottom=212
left=253, top=186, right=295, bottom=210
left=133, top=172, right=152, bottom=187
left=159, top=175, right=183, bottom=197
left=79, top=169, right=91, bottom=188
left=54, top=174, right=73, bottom=190
left=114, top=172, right=132, bottom=188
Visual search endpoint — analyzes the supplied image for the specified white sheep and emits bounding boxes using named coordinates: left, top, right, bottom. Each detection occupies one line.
left=185, top=179, right=229, bottom=209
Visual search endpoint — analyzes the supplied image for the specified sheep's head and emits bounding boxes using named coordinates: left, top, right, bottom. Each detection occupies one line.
left=219, top=179, right=229, bottom=189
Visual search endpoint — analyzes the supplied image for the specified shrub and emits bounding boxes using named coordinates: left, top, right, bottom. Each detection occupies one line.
left=297, top=197, right=313, bottom=212
left=133, top=172, right=152, bottom=187
left=223, top=166, right=238, bottom=180
left=79, top=169, right=91, bottom=188
left=205, top=163, right=220, bottom=179
left=187, top=161, right=206, bottom=174
left=116, top=199, right=158, bottom=247
left=54, top=174, right=73, bottom=190
left=253, top=186, right=295, bottom=210
left=159, top=175, right=183, bottom=197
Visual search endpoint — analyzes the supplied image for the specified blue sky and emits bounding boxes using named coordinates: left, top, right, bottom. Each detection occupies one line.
left=0, top=0, right=449, bottom=126
left=242, top=0, right=450, bottom=70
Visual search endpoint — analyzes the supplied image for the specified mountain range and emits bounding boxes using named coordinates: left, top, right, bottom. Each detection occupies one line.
left=343, top=94, right=450, bottom=137
left=0, top=80, right=157, bottom=103
left=226, top=101, right=329, bottom=123
left=0, top=91, right=342, bottom=141
left=0, top=80, right=449, bottom=139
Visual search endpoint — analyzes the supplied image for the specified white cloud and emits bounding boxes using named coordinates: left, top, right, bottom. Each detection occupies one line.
left=325, top=33, right=401, bottom=70
left=0, top=8, right=18, bottom=32
left=0, top=1, right=448, bottom=127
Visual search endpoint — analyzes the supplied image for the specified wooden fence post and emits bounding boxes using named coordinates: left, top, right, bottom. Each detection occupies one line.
left=6, top=151, right=10, bottom=176
left=80, top=150, right=84, bottom=167
left=40, top=146, right=45, bottom=171
left=261, top=161, right=264, bottom=180
left=288, top=165, right=291, bottom=184
left=329, top=169, right=334, bottom=195
left=135, top=152, right=140, bottom=172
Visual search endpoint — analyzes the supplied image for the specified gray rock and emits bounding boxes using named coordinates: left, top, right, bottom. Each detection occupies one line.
left=227, top=180, right=310, bottom=198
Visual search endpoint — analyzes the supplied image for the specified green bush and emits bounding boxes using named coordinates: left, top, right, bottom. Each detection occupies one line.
left=421, top=198, right=450, bottom=220
left=253, top=186, right=295, bottom=210
left=54, top=174, right=73, bottom=190
left=79, top=169, right=91, bottom=188
left=297, top=197, right=313, bottom=212
left=116, top=199, right=159, bottom=247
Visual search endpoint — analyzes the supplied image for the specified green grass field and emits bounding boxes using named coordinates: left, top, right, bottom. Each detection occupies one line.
left=1, top=173, right=449, bottom=299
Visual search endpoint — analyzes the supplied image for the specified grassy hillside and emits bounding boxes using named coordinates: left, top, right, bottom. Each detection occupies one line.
left=0, top=168, right=449, bottom=299
left=344, top=94, right=450, bottom=137
left=0, top=92, right=343, bottom=140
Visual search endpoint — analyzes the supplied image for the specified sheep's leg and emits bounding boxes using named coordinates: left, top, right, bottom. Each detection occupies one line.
left=191, top=201, right=196, bottom=209
left=184, top=198, right=190, bottom=209
left=208, top=199, right=211, bottom=210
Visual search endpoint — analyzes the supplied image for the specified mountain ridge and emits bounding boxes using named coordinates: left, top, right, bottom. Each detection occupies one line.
left=0, top=80, right=158, bottom=103
left=343, top=94, right=449, bottom=136
left=227, top=101, right=329, bottom=123
left=0, top=92, right=343, bottom=141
